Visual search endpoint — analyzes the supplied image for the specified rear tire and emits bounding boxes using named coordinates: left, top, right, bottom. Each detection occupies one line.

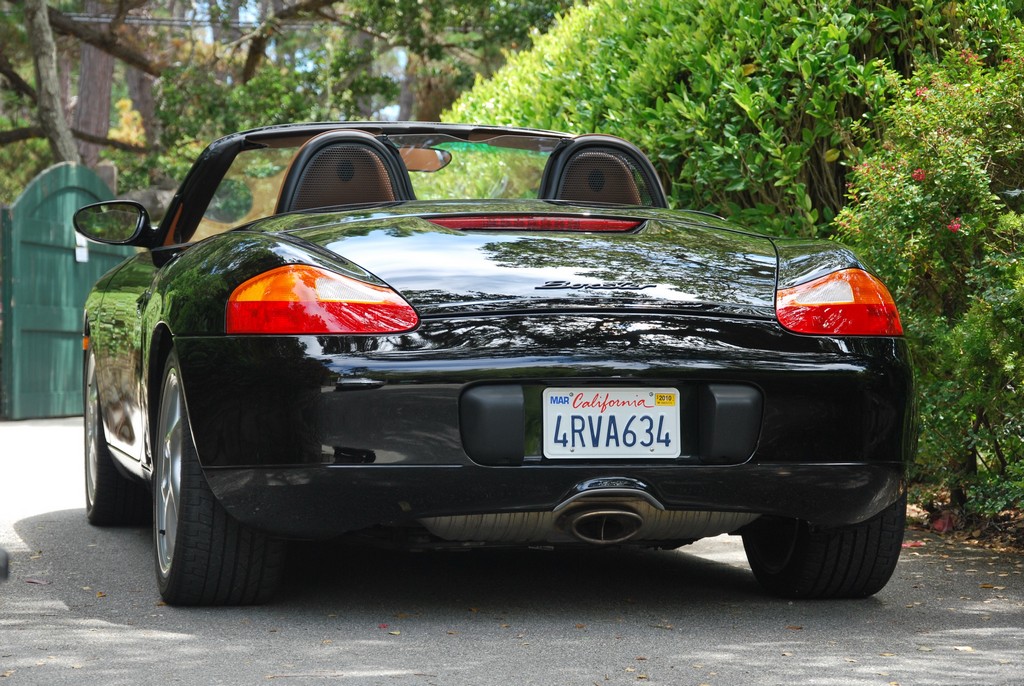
left=153, top=350, right=286, bottom=605
left=84, top=350, right=149, bottom=525
left=742, top=495, right=906, bottom=599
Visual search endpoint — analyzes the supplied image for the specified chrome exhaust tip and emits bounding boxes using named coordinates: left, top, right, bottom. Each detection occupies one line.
left=566, top=509, right=644, bottom=545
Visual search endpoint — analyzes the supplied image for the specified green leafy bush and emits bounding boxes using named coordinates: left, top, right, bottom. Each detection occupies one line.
left=448, top=0, right=1021, bottom=237
left=451, top=0, right=1024, bottom=514
left=837, top=46, right=1024, bottom=512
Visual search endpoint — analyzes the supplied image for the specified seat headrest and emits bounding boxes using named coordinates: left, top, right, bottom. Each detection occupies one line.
left=539, top=135, right=667, bottom=208
left=276, top=131, right=414, bottom=213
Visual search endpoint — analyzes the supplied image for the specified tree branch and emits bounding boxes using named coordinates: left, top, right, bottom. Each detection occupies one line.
left=0, top=50, right=38, bottom=102
left=238, top=0, right=338, bottom=82
left=0, top=127, right=42, bottom=145
left=0, top=125, right=150, bottom=153
left=45, top=5, right=164, bottom=77
left=110, top=0, right=148, bottom=31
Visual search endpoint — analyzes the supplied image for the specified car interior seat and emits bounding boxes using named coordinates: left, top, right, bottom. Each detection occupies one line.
left=276, top=130, right=415, bottom=212
left=539, top=135, right=668, bottom=208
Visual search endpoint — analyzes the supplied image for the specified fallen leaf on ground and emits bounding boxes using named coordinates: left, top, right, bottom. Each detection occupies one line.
left=25, top=579, right=50, bottom=585
left=931, top=512, right=957, bottom=533
left=953, top=646, right=975, bottom=652
left=785, top=625, right=803, bottom=631
left=902, top=541, right=926, bottom=548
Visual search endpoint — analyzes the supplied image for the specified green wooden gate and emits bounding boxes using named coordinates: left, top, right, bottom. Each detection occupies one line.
left=1, top=163, right=133, bottom=419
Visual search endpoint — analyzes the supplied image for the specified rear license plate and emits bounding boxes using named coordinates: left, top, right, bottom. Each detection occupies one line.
left=542, top=388, right=681, bottom=458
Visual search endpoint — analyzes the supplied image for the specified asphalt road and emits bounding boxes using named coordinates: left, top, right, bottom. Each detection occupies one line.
left=1, top=418, right=1022, bottom=686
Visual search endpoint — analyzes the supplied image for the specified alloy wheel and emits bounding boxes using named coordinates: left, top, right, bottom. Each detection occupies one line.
left=155, top=367, right=183, bottom=576
left=85, top=355, right=100, bottom=506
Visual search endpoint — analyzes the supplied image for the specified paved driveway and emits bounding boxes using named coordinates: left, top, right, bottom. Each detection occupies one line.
left=1, top=418, right=1022, bottom=685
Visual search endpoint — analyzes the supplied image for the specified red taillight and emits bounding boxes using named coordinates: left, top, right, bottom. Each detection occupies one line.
left=226, top=265, right=419, bottom=335
left=428, top=215, right=642, bottom=232
left=776, top=268, right=903, bottom=336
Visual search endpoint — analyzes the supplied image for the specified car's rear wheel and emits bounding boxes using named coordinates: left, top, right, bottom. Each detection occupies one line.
left=741, top=495, right=906, bottom=599
left=153, top=350, right=285, bottom=605
left=84, top=350, right=149, bottom=525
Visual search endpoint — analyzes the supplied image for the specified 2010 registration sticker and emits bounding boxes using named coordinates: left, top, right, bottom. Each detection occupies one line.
left=542, top=388, right=681, bottom=458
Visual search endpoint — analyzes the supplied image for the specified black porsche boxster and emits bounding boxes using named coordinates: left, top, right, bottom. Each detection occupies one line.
left=74, top=122, right=915, bottom=605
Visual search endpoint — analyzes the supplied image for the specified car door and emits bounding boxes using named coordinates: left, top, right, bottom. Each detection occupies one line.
left=91, top=251, right=157, bottom=463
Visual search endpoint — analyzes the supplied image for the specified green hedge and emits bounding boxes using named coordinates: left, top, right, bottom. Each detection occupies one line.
left=447, top=0, right=1020, bottom=237
left=450, top=0, right=1024, bottom=513
left=837, top=46, right=1024, bottom=512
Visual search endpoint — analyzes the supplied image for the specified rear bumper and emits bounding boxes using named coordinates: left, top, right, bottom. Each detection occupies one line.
left=204, top=462, right=905, bottom=538
left=174, top=313, right=915, bottom=537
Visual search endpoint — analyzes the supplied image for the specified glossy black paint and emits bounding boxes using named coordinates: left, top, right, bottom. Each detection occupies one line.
left=204, top=463, right=904, bottom=539
left=173, top=315, right=912, bottom=464
left=166, top=306, right=913, bottom=534
left=79, top=123, right=916, bottom=548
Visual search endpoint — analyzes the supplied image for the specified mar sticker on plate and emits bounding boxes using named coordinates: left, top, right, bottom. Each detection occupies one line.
left=542, top=388, right=681, bottom=458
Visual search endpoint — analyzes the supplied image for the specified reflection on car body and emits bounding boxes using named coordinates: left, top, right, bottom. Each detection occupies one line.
left=74, top=122, right=915, bottom=605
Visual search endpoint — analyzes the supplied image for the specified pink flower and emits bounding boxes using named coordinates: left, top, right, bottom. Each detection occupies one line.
left=947, top=217, right=962, bottom=232
left=914, top=87, right=929, bottom=98
left=911, top=168, right=926, bottom=182
left=959, top=49, right=981, bottom=65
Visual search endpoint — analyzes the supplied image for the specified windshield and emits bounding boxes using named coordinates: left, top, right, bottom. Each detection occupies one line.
left=394, top=134, right=560, bottom=200
left=190, top=130, right=562, bottom=243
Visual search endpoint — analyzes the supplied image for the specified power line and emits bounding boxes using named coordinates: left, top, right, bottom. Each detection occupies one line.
left=3, top=12, right=318, bottom=30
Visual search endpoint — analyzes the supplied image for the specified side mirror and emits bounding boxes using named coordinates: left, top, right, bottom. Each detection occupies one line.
left=73, top=201, right=152, bottom=245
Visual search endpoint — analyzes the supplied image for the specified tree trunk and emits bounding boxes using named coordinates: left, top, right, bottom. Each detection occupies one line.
left=211, top=0, right=244, bottom=44
left=73, top=1, right=114, bottom=168
left=413, top=66, right=459, bottom=123
left=399, top=57, right=418, bottom=122
left=354, top=31, right=377, bottom=120
left=127, top=67, right=156, bottom=143
left=24, top=0, right=80, bottom=163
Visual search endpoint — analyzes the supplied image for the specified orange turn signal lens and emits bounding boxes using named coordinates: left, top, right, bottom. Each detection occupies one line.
left=776, top=269, right=903, bottom=336
left=226, top=265, right=419, bottom=335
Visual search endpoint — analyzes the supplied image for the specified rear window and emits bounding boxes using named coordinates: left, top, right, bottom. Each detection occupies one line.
left=190, top=131, right=562, bottom=242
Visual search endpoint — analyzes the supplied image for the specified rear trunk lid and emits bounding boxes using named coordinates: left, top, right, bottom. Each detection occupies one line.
left=279, top=205, right=778, bottom=319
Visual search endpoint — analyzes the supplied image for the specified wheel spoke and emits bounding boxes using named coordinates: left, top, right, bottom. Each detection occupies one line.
left=85, top=368, right=99, bottom=500
left=156, top=372, right=183, bottom=576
